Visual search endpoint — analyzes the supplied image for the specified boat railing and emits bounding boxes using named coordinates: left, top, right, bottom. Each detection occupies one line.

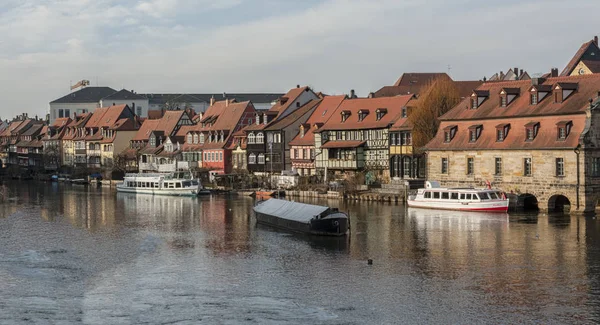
left=124, top=173, right=171, bottom=179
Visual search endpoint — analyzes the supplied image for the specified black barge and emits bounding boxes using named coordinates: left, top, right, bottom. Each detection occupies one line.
left=253, top=199, right=349, bottom=236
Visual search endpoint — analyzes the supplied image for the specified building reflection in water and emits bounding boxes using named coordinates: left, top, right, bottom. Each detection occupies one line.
left=3, top=181, right=600, bottom=318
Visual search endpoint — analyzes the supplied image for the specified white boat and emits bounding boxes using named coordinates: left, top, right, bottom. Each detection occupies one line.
left=116, top=173, right=204, bottom=197
left=407, top=181, right=509, bottom=213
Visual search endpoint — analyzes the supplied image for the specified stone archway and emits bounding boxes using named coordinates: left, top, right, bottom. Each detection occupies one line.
left=548, top=194, right=571, bottom=213
left=519, top=193, right=539, bottom=211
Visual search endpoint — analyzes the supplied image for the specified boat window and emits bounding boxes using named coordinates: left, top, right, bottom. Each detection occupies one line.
left=441, top=192, right=449, bottom=199
left=191, top=181, right=199, bottom=186
left=176, top=182, right=182, bottom=188
left=460, top=193, right=465, bottom=200
left=473, top=194, right=480, bottom=200
left=490, top=192, right=499, bottom=199
left=466, top=193, right=472, bottom=200
left=433, top=192, right=440, bottom=199
left=424, top=191, right=431, bottom=199
left=183, top=181, right=191, bottom=187
left=480, top=193, right=490, bottom=200
left=450, top=192, right=459, bottom=200
left=154, top=182, right=159, bottom=188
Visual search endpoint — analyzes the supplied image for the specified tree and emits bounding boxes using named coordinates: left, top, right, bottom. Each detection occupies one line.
left=161, top=95, right=193, bottom=111
left=408, top=77, right=461, bottom=152
left=43, top=141, right=61, bottom=171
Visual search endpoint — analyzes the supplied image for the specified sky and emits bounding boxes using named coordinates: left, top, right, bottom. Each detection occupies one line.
left=0, top=0, right=598, bottom=118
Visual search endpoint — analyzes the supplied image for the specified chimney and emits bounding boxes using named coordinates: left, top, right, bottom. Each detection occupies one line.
left=595, top=36, right=599, bottom=46
left=222, top=92, right=227, bottom=99
left=483, top=76, right=487, bottom=82
left=514, top=67, right=519, bottom=76
left=296, top=84, right=300, bottom=88
left=350, top=89, right=356, bottom=98
left=210, top=96, right=215, bottom=106
left=226, top=99, right=229, bottom=107
left=531, top=77, right=545, bottom=85
left=520, top=69, right=523, bottom=77
left=112, top=102, right=115, bottom=106
left=551, top=68, right=559, bottom=77
left=296, top=102, right=300, bottom=108
left=132, top=102, right=136, bottom=113
left=368, top=92, right=375, bottom=98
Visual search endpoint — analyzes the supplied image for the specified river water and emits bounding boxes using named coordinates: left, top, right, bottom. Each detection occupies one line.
left=0, top=182, right=599, bottom=324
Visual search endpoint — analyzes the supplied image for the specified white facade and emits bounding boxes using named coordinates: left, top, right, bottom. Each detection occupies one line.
left=49, top=102, right=98, bottom=122
left=279, top=90, right=319, bottom=118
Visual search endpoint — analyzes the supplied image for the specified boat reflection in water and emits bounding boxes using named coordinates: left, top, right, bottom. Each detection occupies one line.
left=407, top=207, right=509, bottom=227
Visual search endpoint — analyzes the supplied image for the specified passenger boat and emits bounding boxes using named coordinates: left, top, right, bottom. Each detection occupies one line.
left=407, top=181, right=509, bottom=212
left=253, top=198, right=349, bottom=236
left=116, top=173, right=204, bottom=197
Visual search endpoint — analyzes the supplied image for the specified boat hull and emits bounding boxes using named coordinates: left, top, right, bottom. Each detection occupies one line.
left=254, top=211, right=348, bottom=236
left=116, top=185, right=199, bottom=197
left=407, top=199, right=509, bottom=212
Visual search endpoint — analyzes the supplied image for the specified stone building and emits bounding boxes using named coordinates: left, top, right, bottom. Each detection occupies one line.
left=426, top=74, right=600, bottom=214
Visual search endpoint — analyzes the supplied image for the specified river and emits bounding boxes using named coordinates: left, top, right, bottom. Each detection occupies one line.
left=1, top=181, right=599, bottom=324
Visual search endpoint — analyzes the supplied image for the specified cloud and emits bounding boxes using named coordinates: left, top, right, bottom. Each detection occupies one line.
left=0, top=0, right=597, bottom=118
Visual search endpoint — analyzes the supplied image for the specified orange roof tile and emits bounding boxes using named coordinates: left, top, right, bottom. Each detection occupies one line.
left=289, top=96, right=346, bottom=146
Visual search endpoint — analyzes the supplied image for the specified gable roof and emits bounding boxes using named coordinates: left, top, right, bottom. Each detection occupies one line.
left=268, top=86, right=313, bottom=115
left=319, top=95, right=414, bottom=131
left=264, top=99, right=321, bottom=131
left=84, top=104, right=131, bottom=128
left=52, top=117, right=72, bottom=128
left=289, top=95, right=346, bottom=146
left=440, top=74, right=600, bottom=121
left=102, top=89, right=147, bottom=101
left=374, top=73, right=452, bottom=98
left=131, top=110, right=187, bottom=141
left=582, top=60, right=600, bottom=73
left=50, top=87, right=117, bottom=104
left=561, top=38, right=600, bottom=76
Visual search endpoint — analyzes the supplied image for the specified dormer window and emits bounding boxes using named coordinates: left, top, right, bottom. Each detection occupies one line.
left=499, top=88, right=519, bottom=107
left=263, top=114, right=268, bottom=125
left=443, top=125, right=457, bottom=143
left=248, top=133, right=255, bottom=144
left=471, top=90, right=489, bottom=109
left=530, top=93, right=538, bottom=105
left=554, top=83, right=578, bottom=103
left=187, top=134, right=192, bottom=144
left=193, top=133, right=198, bottom=144
left=199, top=133, right=205, bottom=144
left=524, top=122, right=539, bottom=141
left=358, top=110, right=368, bottom=122
left=495, top=123, right=510, bottom=142
left=468, top=125, right=482, bottom=142
left=471, top=98, right=478, bottom=109
left=376, top=108, right=387, bottom=121
left=556, top=120, right=572, bottom=140
left=341, top=110, right=351, bottom=122
left=401, top=107, right=407, bottom=118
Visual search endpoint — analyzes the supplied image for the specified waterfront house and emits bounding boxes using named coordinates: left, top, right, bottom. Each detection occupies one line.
left=62, top=113, right=92, bottom=168
left=49, top=86, right=116, bottom=123
left=289, top=95, right=346, bottom=176
left=561, top=36, right=600, bottom=76
left=0, top=117, right=36, bottom=167
left=177, top=99, right=256, bottom=175
left=15, top=123, right=44, bottom=169
left=244, top=86, right=319, bottom=175
left=130, top=110, right=193, bottom=172
left=425, top=74, right=600, bottom=214
left=229, top=129, right=248, bottom=171
left=314, top=95, right=414, bottom=182
left=82, top=104, right=138, bottom=170
left=42, top=117, right=71, bottom=170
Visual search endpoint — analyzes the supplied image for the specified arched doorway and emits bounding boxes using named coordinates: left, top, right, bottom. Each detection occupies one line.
left=519, top=193, right=539, bottom=211
left=548, top=195, right=571, bottom=213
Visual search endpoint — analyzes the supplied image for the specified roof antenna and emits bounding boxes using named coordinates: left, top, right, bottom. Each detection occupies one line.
left=447, top=64, right=452, bottom=76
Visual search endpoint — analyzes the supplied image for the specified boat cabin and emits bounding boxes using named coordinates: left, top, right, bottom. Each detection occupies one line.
left=418, top=188, right=505, bottom=202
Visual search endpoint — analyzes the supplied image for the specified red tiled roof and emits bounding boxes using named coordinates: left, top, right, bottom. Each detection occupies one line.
left=132, top=119, right=161, bottom=141
left=427, top=115, right=586, bottom=151
left=268, top=86, right=313, bottom=115
left=52, top=117, right=72, bottom=128
left=321, top=140, right=366, bottom=149
left=440, top=74, right=600, bottom=121
left=132, top=110, right=187, bottom=141
left=319, top=95, right=414, bottom=131
left=560, top=39, right=600, bottom=76
left=85, top=104, right=130, bottom=128
left=289, top=95, right=345, bottom=146
left=148, top=110, right=164, bottom=119
left=375, top=73, right=451, bottom=97
left=264, top=99, right=321, bottom=131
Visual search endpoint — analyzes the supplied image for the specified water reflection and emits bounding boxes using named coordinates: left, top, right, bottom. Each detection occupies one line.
left=1, top=182, right=600, bottom=323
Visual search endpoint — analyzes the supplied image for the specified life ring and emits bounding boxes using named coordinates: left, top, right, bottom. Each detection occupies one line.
left=333, top=220, right=339, bottom=226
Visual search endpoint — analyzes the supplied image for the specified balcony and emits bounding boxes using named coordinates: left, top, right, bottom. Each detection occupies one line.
left=75, top=149, right=86, bottom=155
left=325, top=159, right=359, bottom=170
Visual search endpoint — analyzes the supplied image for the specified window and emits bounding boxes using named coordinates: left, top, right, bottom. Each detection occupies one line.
left=496, top=129, right=504, bottom=141
left=293, top=149, right=298, bottom=159
left=557, top=121, right=571, bottom=140
left=59, top=109, right=64, bottom=118
left=500, top=96, right=507, bottom=107
left=441, top=192, right=449, bottom=199
left=467, top=157, right=474, bottom=175
left=495, top=158, right=502, bottom=175
left=450, top=192, right=459, bottom=200
left=443, top=126, right=457, bottom=143
left=193, top=134, right=198, bottom=144
left=211, top=152, right=215, bottom=161
left=303, top=149, right=307, bottom=159
left=558, top=127, right=566, bottom=139
left=401, top=107, right=407, bottom=118
left=258, top=153, right=265, bottom=164
left=274, top=133, right=281, bottom=143
left=249, top=153, right=256, bottom=164
left=445, top=132, right=451, bottom=142
left=199, top=133, right=205, bottom=144
left=556, top=158, right=565, bottom=176
left=187, top=134, right=193, bottom=144
left=358, top=111, right=368, bottom=121
left=523, top=158, right=532, bottom=176
left=267, top=133, right=273, bottom=144
left=441, top=158, right=448, bottom=174
left=591, top=157, right=600, bottom=177
left=530, top=93, right=538, bottom=105
left=136, top=107, right=142, bottom=116
left=433, top=192, right=440, bottom=199
left=471, top=98, right=478, bottom=109
left=256, top=132, right=264, bottom=143
left=219, top=152, right=223, bottom=161
left=424, top=191, right=431, bottom=199
left=248, top=133, right=255, bottom=144
left=376, top=109, right=387, bottom=120
left=341, top=111, right=350, bottom=122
